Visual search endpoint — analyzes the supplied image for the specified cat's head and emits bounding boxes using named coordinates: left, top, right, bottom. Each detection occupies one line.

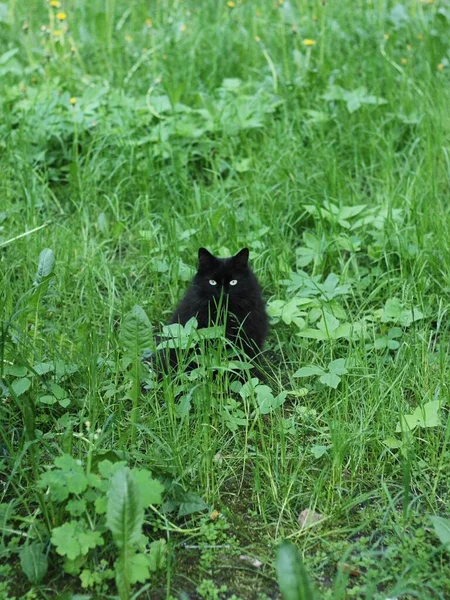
left=194, top=247, right=256, bottom=301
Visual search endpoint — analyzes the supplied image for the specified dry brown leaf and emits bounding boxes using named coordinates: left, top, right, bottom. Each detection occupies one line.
left=297, top=508, right=324, bottom=529
left=239, top=554, right=263, bottom=568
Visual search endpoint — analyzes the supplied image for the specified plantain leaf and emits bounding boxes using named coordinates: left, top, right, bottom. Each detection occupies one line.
left=20, top=542, right=48, bottom=584
left=106, top=466, right=144, bottom=549
left=34, top=248, right=55, bottom=286
left=430, top=516, right=450, bottom=550
left=120, top=305, right=154, bottom=356
left=275, top=541, right=319, bottom=600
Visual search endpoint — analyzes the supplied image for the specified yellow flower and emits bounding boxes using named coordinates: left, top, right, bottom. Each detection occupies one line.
left=145, top=18, right=152, bottom=27
left=437, top=63, right=445, bottom=71
left=50, top=0, right=61, bottom=6
left=56, top=12, right=67, bottom=20
left=179, top=23, right=187, bottom=32
left=227, top=1, right=235, bottom=7
left=302, top=39, right=316, bottom=46
left=69, top=97, right=76, bottom=105
left=401, top=57, right=407, bottom=65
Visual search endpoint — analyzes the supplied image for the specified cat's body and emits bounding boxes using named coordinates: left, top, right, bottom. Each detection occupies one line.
left=170, top=248, right=268, bottom=358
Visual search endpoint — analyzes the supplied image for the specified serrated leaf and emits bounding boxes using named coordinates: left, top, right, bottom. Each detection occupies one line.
left=20, top=542, right=48, bottom=584
left=66, top=498, right=87, bottom=517
left=11, top=377, right=31, bottom=396
left=78, top=530, right=104, bottom=554
left=275, top=541, right=319, bottom=600
left=54, top=455, right=88, bottom=495
left=120, top=305, right=154, bottom=356
left=39, top=455, right=88, bottom=501
left=51, top=522, right=82, bottom=560
left=106, top=466, right=144, bottom=549
left=128, top=553, right=150, bottom=584
left=133, top=469, right=164, bottom=507
left=148, top=539, right=166, bottom=571
left=34, top=248, right=55, bottom=285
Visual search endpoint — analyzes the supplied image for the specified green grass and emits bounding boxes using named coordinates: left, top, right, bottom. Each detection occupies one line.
left=1, top=0, right=450, bottom=598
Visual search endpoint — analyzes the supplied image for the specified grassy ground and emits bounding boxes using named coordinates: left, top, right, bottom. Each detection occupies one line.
left=1, top=0, right=450, bottom=598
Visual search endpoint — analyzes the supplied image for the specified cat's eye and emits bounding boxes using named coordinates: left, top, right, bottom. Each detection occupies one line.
left=229, top=280, right=238, bottom=286
left=209, top=280, right=217, bottom=286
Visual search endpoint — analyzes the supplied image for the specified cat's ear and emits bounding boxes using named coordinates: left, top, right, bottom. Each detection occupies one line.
left=233, top=248, right=249, bottom=269
left=198, top=247, right=215, bottom=268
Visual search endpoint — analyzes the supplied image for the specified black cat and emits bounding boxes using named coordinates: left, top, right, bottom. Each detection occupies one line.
left=171, top=247, right=268, bottom=357
left=153, top=248, right=268, bottom=374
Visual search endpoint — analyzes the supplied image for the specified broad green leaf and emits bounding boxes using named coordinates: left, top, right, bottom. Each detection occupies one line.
left=383, top=436, right=402, bottom=449
left=297, top=328, right=329, bottom=341
left=11, top=377, right=31, bottom=396
left=323, top=85, right=386, bottom=113
left=106, top=466, right=144, bottom=549
left=430, top=516, right=450, bottom=550
left=177, top=492, right=208, bottom=517
left=311, top=445, right=328, bottom=459
left=39, top=395, right=57, bottom=405
left=120, top=305, right=154, bottom=355
left=294, top=366, right=325, bottom=378
left=4, top=365, right=27, bottom=377
left=328, top=359, right=347, bottom=375
left=319, top=372, right=341, bottom=389
left=275, top=541, right=319, bottom=600
left=396, top=400, right=442, bottom=432
left=49, top=382, right=66, bottom=400
left=20, top=542, right=48, bottom=584
left=255, top=385, right=275, bottom=413
left=317, top=312, right=340, bottom=334
left=34, top=248, right=55, bottom=285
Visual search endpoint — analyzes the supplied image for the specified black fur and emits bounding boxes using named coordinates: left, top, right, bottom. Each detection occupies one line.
left=170, top=247, right=268, bottom=359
